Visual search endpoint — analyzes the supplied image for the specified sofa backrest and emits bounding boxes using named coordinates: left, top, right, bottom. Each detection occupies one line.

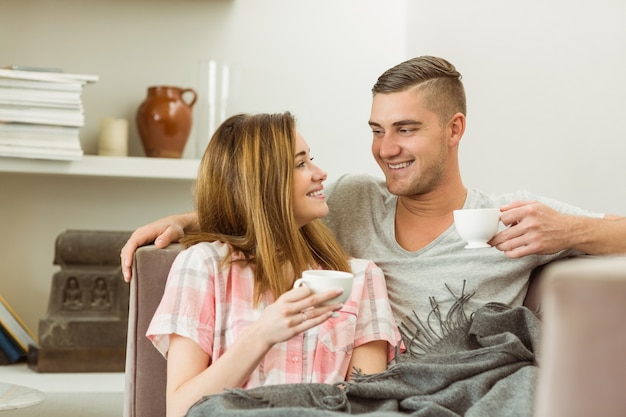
left=124, top=244, right=182, bottom=417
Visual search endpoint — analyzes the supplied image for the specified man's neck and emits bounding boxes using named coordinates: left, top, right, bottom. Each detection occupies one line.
left=394, top=185, right=467, bottom=252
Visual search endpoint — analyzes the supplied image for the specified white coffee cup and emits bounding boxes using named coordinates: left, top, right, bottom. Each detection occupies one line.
left=453, top=208, right=501, bottom=249
left=293, top=270, right=354, bottom=306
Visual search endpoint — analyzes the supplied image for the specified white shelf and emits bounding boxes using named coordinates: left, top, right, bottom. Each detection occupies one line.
left=0, top=363, right=123, bottom=393
left=0, top=155, right=199, bottom=180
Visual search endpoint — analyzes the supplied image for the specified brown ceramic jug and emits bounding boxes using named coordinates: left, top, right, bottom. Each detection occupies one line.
left=136, top=86, right=198, bottom=158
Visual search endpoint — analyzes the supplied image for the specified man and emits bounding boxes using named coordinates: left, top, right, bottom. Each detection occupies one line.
left=121, top=56, right=626, bottom=336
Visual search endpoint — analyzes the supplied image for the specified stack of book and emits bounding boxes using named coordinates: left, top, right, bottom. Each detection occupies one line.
left=0, top=66, right=99, bottom=161
left=0, top=294, right=38, bottom=364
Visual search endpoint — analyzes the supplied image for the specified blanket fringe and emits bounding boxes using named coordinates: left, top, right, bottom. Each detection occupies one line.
left=399, top=281, right=479, bottom=359
left=350, top=364, right=404, bottom=384
left=310, top=384, right=350, bottom=412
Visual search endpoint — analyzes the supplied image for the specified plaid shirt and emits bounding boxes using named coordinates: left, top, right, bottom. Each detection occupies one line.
left=147, top=241, right=402, bottom=388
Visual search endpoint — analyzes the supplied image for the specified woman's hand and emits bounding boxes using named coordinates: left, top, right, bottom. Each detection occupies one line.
left=252, top=284, right=345, bottom=348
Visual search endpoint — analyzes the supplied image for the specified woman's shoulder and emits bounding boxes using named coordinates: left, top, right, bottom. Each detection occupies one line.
left=348, top=258, right=384, bottom=279
left=174, top=241, right=231, bottom=265
left=346, top=259, right=391, bottom=307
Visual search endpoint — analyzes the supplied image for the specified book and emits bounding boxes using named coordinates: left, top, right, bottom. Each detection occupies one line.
left=0, top=99, right=82, bottom=111
left=0, top=88, right=82, bottom=109
left=0, top=143, right=83, bottom=160
left=0, top=122, right=80, bottom=141
left=0, top=121, right=84, bottom=161
left=0, top=68, right=99, bottom=84
left=0, top=66, right=97, bottom=161
left=0, top=137, right=81, bottom=150
left=0, top=294, right=38, bottom=352
left=0, top=342, right=10, bottom=364
left=0, top=77, right=83, bottom=92
left=0, top=86, right=81, bottom=104
left=0, top=105, right=84, bottom=126
left=0, top=325, right=25, bottom=363
left=3, top=65, right=63, bottom=73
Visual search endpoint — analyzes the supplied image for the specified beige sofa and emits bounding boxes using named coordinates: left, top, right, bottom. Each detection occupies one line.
left=125, top=244, right=182, bottom=417
left=124, top=244, right=626, bottom=417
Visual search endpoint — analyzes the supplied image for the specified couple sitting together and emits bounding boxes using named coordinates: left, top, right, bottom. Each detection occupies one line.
left=120, top=56, right=626, bottom=417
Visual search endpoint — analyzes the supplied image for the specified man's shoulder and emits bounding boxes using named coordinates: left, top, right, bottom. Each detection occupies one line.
left=328, top=173, right=388, bottom=197
left=468, top=188, right=601, bottom=217
left=468, top=188, right=546, bottom=206
left=469, top=188, right=569, bottom=206
left=324, top=174, right=393, bottom=232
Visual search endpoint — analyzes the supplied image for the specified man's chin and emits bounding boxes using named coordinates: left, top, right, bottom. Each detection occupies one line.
left=385, top=179, right=411, bottom=196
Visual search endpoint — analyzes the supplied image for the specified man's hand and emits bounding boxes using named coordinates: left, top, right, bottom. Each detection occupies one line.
left=120, top=212, right=199, bottom=282
left=491, top=200, right=626, bottom=258
left=490, top=201, right=579, bottom=258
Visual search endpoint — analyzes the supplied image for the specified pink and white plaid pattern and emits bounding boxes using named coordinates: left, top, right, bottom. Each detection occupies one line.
left=147, top=241, right=402, bottom=388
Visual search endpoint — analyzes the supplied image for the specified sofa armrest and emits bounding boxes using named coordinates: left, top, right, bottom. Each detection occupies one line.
left=534, top=256, right=626, bottom=417
left=124, top=244, right=183, bottom=417
left=523, top=263, right=546, bottom=313
left=524, top=256, right=587, bottom=314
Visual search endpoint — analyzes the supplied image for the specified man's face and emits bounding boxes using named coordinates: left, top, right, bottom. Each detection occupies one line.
left=369, top=89, right=449, bottom=197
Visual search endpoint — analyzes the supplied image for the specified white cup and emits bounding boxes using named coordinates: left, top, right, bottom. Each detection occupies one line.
left=453, top=208, right=501, bottom=249
left=293, top=270, right=354, bottom=306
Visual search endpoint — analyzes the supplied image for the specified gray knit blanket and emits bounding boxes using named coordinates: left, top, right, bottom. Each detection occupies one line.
left=186, top=302, right=540, bottom=417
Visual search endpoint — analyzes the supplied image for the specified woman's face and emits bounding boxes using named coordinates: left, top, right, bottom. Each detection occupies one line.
left=292, top=133, right=328, bottom=228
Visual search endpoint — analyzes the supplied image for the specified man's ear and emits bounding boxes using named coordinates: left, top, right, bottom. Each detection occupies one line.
left=448, top=112, right=466, bottom=146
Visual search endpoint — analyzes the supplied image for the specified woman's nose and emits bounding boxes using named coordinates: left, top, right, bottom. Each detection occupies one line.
left=313, top=164, right=327, bottom=182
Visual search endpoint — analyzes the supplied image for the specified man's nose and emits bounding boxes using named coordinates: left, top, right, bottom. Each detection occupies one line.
left=378, top=133, right=401, bottom=158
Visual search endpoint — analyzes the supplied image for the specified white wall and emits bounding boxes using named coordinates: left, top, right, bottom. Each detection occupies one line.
left=407, top=0, right=626, bottom=214
left=3, top=0, right=625, bottom=335
left=0, top=0, right=405, bottom=334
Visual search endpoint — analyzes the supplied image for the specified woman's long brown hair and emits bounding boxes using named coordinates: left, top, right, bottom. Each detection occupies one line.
left=182, top=112, right=350, bottom=305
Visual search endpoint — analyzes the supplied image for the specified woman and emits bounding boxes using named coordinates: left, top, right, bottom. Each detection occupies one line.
left=147, top=112, right=402, bottom=417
